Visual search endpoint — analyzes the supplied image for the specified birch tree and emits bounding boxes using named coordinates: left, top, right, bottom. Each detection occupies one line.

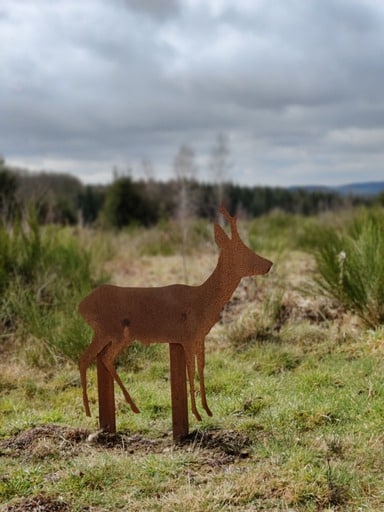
left=173, top=144, right=198, bottom=283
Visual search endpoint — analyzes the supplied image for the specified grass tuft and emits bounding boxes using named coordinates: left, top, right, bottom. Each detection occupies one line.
left=308, top=207, right=384, bottom=327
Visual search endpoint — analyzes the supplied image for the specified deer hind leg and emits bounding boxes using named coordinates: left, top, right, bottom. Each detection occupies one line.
left=184, top=347, right=202, bottom=421
left=79, top=333, right=108, bottom=417
left=196, top=339, right=213, bottom=417
left=99, top=330, right=140, bottom=414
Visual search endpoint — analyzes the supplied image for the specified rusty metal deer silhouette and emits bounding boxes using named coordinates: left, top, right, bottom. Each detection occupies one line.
left=78, top=206, right=272, bottom=422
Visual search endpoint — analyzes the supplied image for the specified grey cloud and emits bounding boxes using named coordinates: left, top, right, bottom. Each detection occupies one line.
left=190, top=1, right=384, bottom=105
left=1, top=0, right=384, bottom=186
left=121, top=0, right=180, bottom=20
left=180, top=3, right=383, bottom=109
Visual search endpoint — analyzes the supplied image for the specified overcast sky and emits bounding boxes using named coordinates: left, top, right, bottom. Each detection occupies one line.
left=1, top=0, right=384, bottom=186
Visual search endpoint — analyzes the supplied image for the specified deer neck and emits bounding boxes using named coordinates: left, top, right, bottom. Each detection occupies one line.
left=198, top=253, right=241, bottom=315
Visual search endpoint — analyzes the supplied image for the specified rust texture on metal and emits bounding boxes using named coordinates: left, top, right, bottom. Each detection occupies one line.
left=78, top=206, right=272, bottom=437
left=169, top=344, right=189, bottom=441
left=96, top=355, right=116, bottom=433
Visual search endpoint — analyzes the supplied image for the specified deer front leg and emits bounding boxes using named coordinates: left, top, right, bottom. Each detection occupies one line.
left=79, top=334, right=109, bottom=417
left=184, top=347, right=202, bottom=421
left=100, top=336, right=140, bottom=414
left=196, top=339, right=213, bottom=417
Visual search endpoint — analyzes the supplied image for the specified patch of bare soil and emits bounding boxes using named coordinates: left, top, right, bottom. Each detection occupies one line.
left=0, top=425, right=89, bottom=459
left=69, top=427, right=253, bottom=466
left=0, top=424, right=252, bottom=468
left=0, top=425, right=169, bottom=459
left=85, top=429, right=171, bottom=453
left=1, top=494, right=71, bottom=512
left=179, top=428, right=252, bottom=466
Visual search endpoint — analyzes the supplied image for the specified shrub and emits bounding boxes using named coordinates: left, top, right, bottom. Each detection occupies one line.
left=309, top=207, right=384, bottom=328
left=0, top=165, right=19, bottom=220
left=0, top=211, right=104, bottom=363
left=248, top=211, right=320, bottom=253
left=101, top=177, right=158, bottom=228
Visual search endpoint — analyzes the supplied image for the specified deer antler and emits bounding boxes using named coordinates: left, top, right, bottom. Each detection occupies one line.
left=219, top=204, right=239, bottom=239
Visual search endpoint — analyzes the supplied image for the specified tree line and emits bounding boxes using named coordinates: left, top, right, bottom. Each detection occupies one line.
left=0, top=156, right=376, bottom=228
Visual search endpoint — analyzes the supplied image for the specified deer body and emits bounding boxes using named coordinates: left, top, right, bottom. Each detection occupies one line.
left=79, top=208, right=272, bottom=421
left=80, top=284, right=214, bottom=345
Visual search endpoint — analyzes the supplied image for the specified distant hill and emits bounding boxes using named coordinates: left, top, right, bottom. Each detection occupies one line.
left=334, top=182, right=384, bottom=196
left=292, top=181, right=384, bottom=197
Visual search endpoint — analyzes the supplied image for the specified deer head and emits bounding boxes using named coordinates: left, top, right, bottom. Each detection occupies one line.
left=214, top=206, right=272, bottom=278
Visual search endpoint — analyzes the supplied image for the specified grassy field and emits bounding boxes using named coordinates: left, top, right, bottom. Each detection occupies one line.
left=1, top=213, right=384, bottom=511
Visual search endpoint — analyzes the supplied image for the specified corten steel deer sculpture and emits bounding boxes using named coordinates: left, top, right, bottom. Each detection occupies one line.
left=78, top=206, right=272, bottom=422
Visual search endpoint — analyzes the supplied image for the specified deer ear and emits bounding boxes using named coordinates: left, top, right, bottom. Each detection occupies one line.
left=214, top=223, right=230, bottom=249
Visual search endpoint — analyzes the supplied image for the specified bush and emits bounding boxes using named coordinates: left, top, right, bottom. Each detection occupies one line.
left=248, top=211, right=322, bottom=253
left=309, top=207, right=384, bottom=328
left=101, top=177, right=158, bottom=228
left=0, top=164, right=19, bottom=220
left=0, top=211, right=104, bottom=363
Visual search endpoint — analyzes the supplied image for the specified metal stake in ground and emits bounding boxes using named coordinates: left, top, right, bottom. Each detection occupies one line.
left=97, top=355, right=116, bottom=433
left=169, top=344, right=189, bottom=441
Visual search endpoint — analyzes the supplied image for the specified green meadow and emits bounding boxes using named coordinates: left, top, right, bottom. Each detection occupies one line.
left=1, top=208, right=384, bottom=511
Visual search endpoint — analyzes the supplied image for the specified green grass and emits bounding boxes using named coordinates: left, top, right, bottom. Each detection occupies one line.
left=2, top=323, right=384, bottom=510
left=1, top=212, right=384, bottom=510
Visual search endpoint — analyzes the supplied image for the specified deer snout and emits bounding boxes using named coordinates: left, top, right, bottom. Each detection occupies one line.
left=255, top=257, right=273, bottom=275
